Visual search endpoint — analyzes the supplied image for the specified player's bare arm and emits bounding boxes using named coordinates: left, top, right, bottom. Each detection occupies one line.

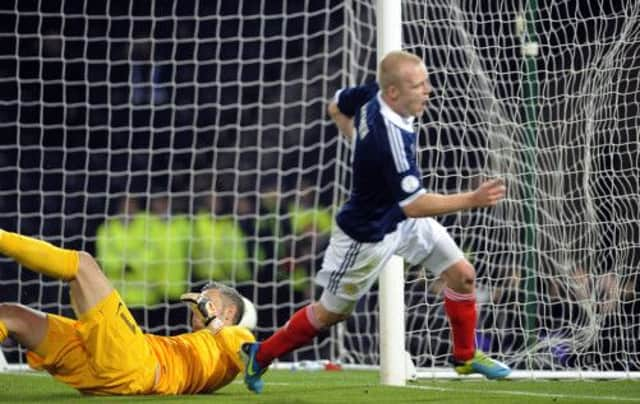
left=327, top=101, right=354, bottom=139
left=402, top=178, right=505, bottom=218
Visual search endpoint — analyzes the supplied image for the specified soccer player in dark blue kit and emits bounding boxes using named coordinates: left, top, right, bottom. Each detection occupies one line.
left=241, top=50, right=511, bottom=393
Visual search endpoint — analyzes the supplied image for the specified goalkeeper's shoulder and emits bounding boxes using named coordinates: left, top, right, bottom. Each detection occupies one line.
left=213, top=325, right=256, bottom=371
left=216, top=325, right=256, bottom=345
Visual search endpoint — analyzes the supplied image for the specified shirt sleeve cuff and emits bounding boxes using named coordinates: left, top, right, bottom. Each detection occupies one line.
left=333, top=89, right=343, bottom=104
left=398, top=188, right=426, bottom=207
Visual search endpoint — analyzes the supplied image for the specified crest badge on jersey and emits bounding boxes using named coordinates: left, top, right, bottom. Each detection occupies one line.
left=342, top=283, right=359, bottom=296
left=401, top=175, right=420, bottom=193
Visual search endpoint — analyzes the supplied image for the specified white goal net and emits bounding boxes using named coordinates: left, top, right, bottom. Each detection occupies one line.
left=339, top=0, right=640, bottom=376
left=1, top=0, right=639, bottom=377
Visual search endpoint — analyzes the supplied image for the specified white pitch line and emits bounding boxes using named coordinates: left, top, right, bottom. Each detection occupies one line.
left=232, top=380, right=291, bottom=386
left=2, top=371, right=48, bottom=377
left=232, top=379, right=638, bottom=402
left=406, top=384, right=639, bottom=402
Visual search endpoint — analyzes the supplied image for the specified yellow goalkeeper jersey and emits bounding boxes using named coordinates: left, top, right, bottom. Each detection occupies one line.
left=147, top=325, right=255, bottom=395
left=27, top=291, right=255, bottom=396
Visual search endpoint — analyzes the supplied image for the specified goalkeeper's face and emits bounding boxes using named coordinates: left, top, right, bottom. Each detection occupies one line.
left=190, top=289, right=238, bottom=331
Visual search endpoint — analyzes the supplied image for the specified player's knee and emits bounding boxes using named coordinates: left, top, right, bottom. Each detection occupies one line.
left=0, top=302, right=24, bottom=317
left=318, top=311, right=350, bottom=327
left=76, top=251, right=101, bottom=276
left=0, top=303, right=30, bottom=333
left=0, top=303, right=47, bottom=349
left=443, top=261, right=476, bottom=292
left=312, top=302, right=351, bottom=328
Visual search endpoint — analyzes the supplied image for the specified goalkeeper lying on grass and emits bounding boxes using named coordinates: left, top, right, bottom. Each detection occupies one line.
left=0, top=229, right=256, bottom=395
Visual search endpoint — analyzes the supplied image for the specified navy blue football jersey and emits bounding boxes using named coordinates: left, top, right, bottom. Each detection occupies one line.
left=335, top=82, right=426, bottom=242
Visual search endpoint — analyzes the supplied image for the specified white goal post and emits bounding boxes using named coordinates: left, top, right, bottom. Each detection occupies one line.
left=1, top=0, right=640, bottom=381
left=374, top=0, right=407, bottom=387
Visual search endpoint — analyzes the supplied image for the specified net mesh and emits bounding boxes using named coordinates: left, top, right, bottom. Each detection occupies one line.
left=0, top=0, right=343, bottom=363
left=339, top=0, right=640, bottom=372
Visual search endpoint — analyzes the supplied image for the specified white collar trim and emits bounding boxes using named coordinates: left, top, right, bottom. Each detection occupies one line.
left=377, top=92, right=415, bottom=132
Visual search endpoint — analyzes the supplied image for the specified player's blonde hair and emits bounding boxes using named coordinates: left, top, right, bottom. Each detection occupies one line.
left=378, top=50, right=424, bottom=92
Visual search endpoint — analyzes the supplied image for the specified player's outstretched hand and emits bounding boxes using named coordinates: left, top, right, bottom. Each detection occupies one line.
left=181, top=292, right=224, bottom=334
left=472, top=178, right=506, bottom=208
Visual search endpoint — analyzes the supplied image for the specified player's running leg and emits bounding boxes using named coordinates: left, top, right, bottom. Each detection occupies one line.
left=240, top=304, right=322, bottom=393
left=240, top=301, right=347, bottom=393
left=441, top=261, right=511, bottom=379
left=401, top=219, right=511, bottom=379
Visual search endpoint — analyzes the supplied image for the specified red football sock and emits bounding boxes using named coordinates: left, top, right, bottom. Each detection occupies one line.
left=443, top=287, right=477, bottom=362
left=256, top=305, right=322, bottom=367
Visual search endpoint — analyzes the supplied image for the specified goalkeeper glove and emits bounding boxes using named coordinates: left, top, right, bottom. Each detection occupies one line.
left=180, top=292, right=224, bottom=334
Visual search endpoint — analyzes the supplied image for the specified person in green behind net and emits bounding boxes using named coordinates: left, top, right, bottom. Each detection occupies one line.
left=0, top=229, right=257, bottom=396
left=286, top=179, right=333, bottom=300
left=95, top=196, right=162, bottom=316
left=191, top=193, right=252, bottom=286
left=96, top=194, right=191, bottom=333
left=240, top=50, right=511, bottom=394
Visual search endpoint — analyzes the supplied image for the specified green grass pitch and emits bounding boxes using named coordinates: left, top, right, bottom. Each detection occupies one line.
left=0, top=370, right=639, bottom=403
